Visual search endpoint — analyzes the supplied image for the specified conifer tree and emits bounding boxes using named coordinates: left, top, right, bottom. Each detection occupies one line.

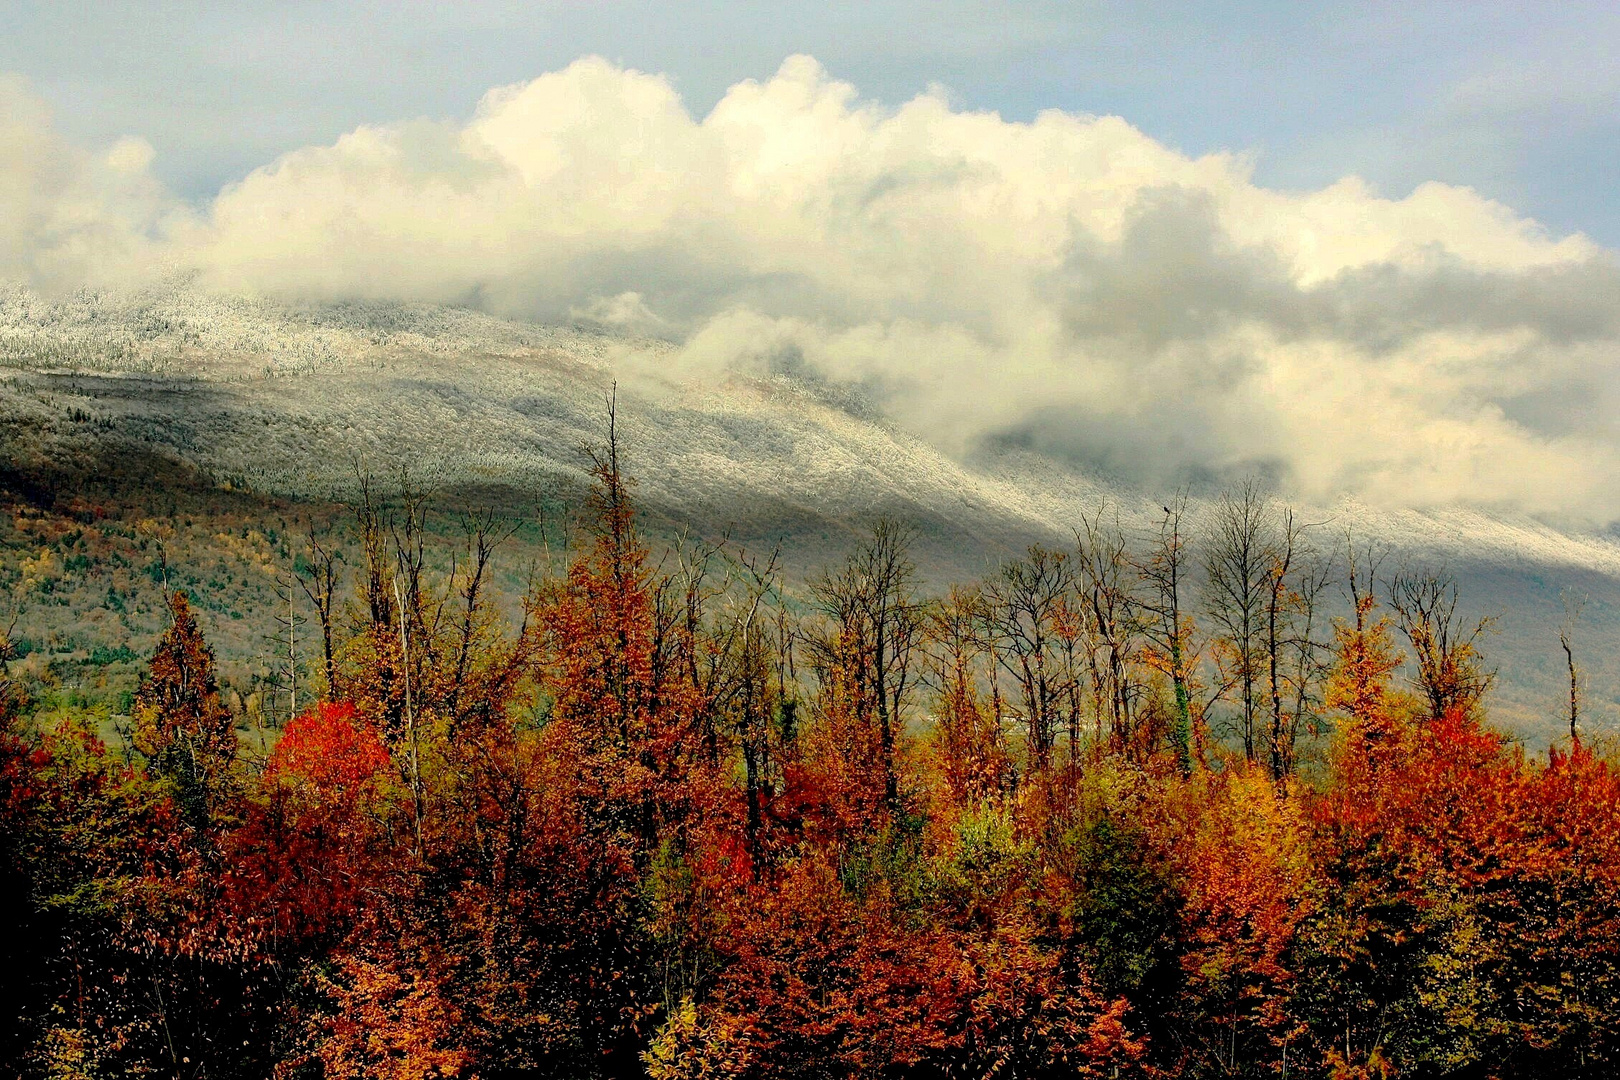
left=134, top=591, right=236, bottom=825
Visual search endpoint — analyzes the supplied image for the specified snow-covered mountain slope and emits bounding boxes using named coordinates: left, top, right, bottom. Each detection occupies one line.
left=2, top=282, right=1616, bottom=740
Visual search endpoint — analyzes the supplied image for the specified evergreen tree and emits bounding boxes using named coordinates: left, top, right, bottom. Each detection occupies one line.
left=134, top=591, right=236, bottom=826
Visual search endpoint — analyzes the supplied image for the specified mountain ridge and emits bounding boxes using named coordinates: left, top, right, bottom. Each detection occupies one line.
left=2, top=281, right=1616, bottom=740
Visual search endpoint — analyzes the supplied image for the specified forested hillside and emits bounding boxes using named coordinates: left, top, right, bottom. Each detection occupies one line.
left=3, top=422, right=1618, bottom=1079
left=3, top=283, right=1617, bottom=744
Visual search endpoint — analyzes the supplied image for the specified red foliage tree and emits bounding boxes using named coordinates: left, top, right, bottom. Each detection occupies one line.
left=222, top=703, right=399, bottom=953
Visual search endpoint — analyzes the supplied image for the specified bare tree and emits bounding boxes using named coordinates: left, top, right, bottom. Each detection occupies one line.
left=807, top=518, right=926, bottom=811
left=394, top=576, right=424, bottom=854
left=390, top=472, right=435, bottom=650
left=1136, top=492, right=1197, bottom=774
left=1560, top=589, right=1586, bottom=744
left=729, top=549, right=792, bottom=875
left=269, top=572, right=305, bottom=726
left=925, top=585, right=1008, bottom=801
left=653, top=527, right=732, bottom=760
left=1260, top=509, right=1334, bottom=778
left=582, top=384, right=639, bottom=606
left=673, top=537, right=785, bottom=867
left=1073, top=504, right=1145, bottom=754
left=1275, top=540, right=1335, bottom=778
left=443, top=507, right=521, bottom=727
left=296, top=522, right=344, bottom=697
left=985, top=545, right=1073, bottom=772
left=1388, top=569, right=1496, bottom=723
left=1341, top=531, right=1390, bottom=632
left=771, top=581, right=801, bottom=755
left=1203, top=481, right=1274, bottom=763
left=352, top=466, right=396, bottom=632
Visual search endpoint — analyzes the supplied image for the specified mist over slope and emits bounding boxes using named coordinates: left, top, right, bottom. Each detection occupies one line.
left=1, top=282, right=1616, bottom=741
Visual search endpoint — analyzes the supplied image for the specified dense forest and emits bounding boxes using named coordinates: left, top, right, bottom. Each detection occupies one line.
left=1, top=416, right=1615, bottom=1080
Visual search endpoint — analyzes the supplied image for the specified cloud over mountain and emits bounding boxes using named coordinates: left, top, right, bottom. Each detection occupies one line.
left=0, top=75, right=181, bottom=290
left=3, top=57, right=1617, bottom=518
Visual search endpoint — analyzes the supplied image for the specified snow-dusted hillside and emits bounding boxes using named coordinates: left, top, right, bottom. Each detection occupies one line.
left=2, top=282, right=1616, bottom=739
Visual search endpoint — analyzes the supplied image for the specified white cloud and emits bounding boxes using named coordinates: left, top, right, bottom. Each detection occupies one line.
left=3, top=57, right=1618, bottom=519
left=0, top=75, right=183, bottom=290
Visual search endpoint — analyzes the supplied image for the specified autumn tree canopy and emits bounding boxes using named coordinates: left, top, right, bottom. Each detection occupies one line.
left=0, top=450, right=1614, bottom=1080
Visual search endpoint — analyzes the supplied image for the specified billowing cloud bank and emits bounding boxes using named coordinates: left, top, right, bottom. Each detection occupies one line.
left=0, top=75, right=180, bottom=290
left=4, top=57, right=1618, bottom=518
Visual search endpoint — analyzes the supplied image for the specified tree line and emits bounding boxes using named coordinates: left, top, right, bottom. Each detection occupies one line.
left=0, top=416, right=1611, bottom=1079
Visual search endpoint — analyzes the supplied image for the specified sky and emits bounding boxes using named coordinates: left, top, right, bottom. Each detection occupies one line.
left=7, top=1, right=1618, bottom=244
left=2, top=2, right=1619, bottom=520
